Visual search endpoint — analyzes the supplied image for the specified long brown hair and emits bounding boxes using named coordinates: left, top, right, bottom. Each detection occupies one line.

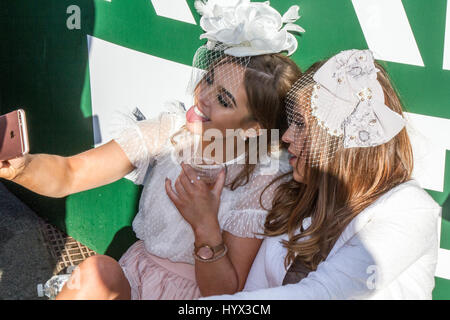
left=173, top=53, right=302, bottom=190
left=264, top=61, right=414, bottom=270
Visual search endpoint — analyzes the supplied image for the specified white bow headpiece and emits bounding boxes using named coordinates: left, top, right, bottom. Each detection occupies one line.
left=311, top=49, right=405, bottom=148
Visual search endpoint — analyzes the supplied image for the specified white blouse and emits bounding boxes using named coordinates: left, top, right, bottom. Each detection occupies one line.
left=113, top=110, right=290, bottom=265
left=204, top=180, right=441, bottom=299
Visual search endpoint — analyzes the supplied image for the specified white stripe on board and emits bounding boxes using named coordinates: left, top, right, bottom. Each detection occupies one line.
left=405, top=112, right=450, bottom=193
left=150, top=0, right=196, bottom=25
left=87, top=35, right=193, bottom=147
left=351, top=0, right=424, bottom=66
left=436, top=249, right=450, bottom=280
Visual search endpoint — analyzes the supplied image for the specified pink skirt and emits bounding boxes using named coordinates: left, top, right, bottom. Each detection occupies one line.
left=118, top=240, right=201, bottom=300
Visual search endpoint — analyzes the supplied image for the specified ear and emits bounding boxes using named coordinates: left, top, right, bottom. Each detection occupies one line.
left=241, top=121, right=263, bottom=139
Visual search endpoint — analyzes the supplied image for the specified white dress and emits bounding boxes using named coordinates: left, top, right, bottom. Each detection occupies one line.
left=111, top=109, right=290, bottom=299
left=204, top=180, right=441, bottom=300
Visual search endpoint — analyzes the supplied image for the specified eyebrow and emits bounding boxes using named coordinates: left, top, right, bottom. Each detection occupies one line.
left=291, top=112, right=304, bottom=121
left=208, top=68, right=215, bottom=81
left=208, top=63, right=239, bottom=108
left=221, top=87, right=237, bottom=108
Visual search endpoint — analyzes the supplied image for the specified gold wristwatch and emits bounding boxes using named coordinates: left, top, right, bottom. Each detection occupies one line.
left=193, top=242, right=226, bottom=262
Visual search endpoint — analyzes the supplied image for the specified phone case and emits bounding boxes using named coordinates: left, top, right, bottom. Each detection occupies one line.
left=0, top=109, right=29, bottom=161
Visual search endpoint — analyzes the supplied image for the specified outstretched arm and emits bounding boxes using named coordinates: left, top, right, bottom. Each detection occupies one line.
left=3, top=140, right=133, bottom=198
left=1, top=111, right=180, bottom=197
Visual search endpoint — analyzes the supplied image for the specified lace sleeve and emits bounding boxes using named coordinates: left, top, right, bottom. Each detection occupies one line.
left=220, top=169, right=287, bottom=239
left=222, top=209, right=268, bottom=239
left=112, top=111, right=182, bottom=185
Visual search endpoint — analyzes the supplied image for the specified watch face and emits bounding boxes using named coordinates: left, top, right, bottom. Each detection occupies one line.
left=197, top=246, right=214, bottom=260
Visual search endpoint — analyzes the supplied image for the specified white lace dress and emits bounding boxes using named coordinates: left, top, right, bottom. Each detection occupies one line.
left=111, top=110, right=290, bottom=299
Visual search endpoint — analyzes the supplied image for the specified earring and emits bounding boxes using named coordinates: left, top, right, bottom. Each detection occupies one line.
left=244, top=128, right=259, bottom=139
left=238, top=128, right=248, bottom=141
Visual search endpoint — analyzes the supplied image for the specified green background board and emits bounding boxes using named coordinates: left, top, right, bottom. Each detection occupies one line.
left=1, top=0, right=449, bottom=298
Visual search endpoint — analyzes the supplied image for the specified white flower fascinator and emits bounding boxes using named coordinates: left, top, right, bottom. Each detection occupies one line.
left=194, top=0, right=305, bottom=57
left=186, top=1, right=304, bottom=116
left=285, top=49, right=406, bottom=167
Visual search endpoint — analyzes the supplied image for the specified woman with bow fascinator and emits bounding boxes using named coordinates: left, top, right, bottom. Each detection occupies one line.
left=0, top=0, right=304, bottom=299
left=205, top=50, right=441, bottom=300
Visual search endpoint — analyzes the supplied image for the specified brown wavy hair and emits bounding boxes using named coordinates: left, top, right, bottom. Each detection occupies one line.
left=172, top=53, right=302, bottom=190
left=263, top=61, right=414, bottom=271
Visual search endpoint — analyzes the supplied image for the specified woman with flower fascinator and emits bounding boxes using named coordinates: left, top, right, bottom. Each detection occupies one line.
left=0, top=0, right=304, bottom=299
left=204, top=50, right=441, bottom=300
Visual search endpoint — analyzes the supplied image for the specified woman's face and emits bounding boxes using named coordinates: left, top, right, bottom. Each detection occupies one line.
left=282, top=91, right=310, bottom=183
left=186, top=63, right=255, bottom=137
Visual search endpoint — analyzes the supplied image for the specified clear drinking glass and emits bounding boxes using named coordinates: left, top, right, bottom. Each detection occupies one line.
left=187, top=157, right=227, bottom=185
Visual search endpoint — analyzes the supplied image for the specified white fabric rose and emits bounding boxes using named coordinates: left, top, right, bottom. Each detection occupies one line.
left=195, top=0, right=305, bottom=57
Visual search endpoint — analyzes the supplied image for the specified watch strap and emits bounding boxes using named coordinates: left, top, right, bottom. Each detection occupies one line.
left=194, top=242, right=225, bottom=253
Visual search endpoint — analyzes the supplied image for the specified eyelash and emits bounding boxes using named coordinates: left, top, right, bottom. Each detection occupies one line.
left=217, top=94, right=230, bottom=108
left=204, top=75, right=231, bottom=108
left=293, top=120, right=305, bottom=128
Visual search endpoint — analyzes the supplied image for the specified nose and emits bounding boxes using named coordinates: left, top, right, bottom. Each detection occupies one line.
left=196, top=84, right=212, bottom=109
left=282, top=125, right=295, bottom=146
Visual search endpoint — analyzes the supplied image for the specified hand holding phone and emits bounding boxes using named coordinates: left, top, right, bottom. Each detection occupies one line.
left=0, top=156, right=27, bottom=181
